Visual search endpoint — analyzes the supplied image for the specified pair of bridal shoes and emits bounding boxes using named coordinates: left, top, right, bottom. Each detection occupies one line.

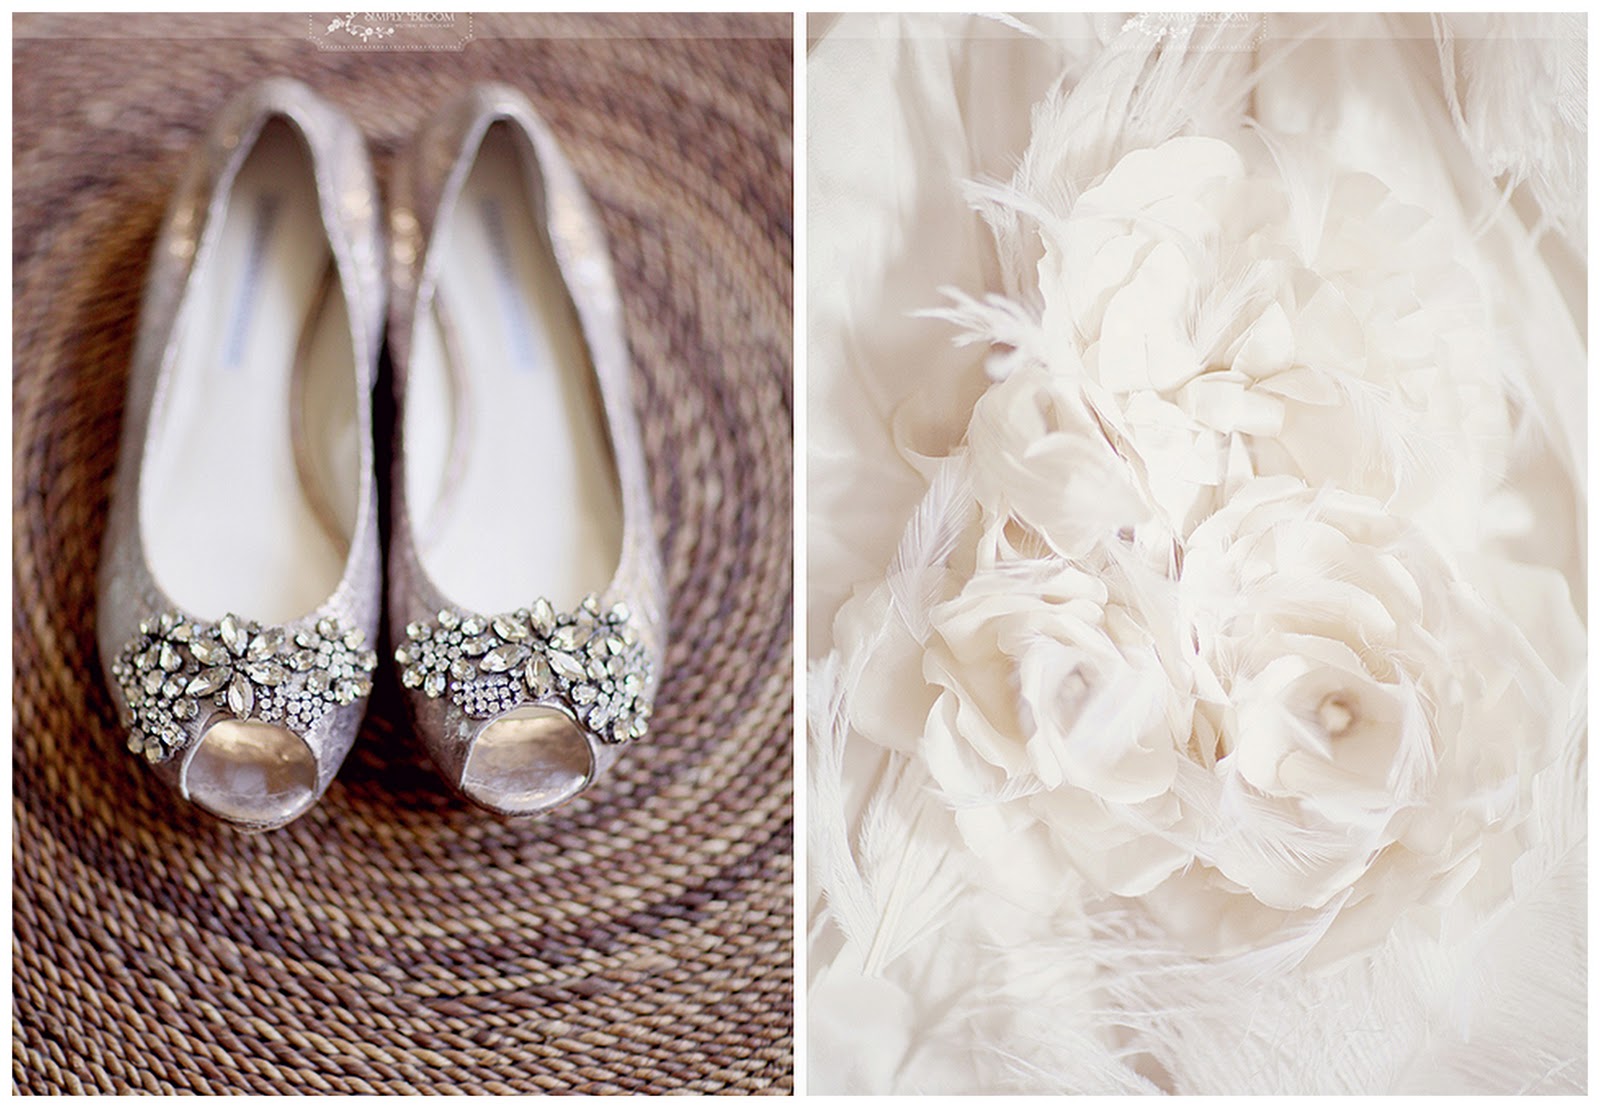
left=97, top=78, right=663, bottom=830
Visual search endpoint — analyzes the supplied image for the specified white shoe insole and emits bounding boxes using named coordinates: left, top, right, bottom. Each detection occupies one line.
left=142, top=120, right=358, bottom=625
left=407, top=123, right=623, bottom=615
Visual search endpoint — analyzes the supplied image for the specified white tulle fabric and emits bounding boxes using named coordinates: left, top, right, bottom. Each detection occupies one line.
left=809, top=13, right=1585, bottom=1094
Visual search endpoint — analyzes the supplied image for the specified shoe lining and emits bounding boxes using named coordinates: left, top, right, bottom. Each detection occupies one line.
left=141, top=118, right=358, bottom=624
left=407, top=121, right=623, bottom=614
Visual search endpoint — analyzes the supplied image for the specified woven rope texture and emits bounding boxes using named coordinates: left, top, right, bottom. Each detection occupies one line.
left=13, top=13, right=793, bottom=1094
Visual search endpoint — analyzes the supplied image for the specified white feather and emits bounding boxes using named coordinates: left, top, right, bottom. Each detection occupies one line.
left=807, top=655, right=965, bottom=977
left=917, top=285, right=1047, bottom=382
left=883, top=456, right=974, bottom=643
left=1431, top=13, right=1586, bottom=245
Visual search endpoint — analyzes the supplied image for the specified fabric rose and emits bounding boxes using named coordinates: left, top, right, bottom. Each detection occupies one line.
left=963, top=364, right=1151, bottom=563
left=833, top=129, right=1579, bottom=964
left=917, top=556, right=1193, bottom=904
left=1150, top=478, right=1574, bottom=957
left=1024, top=135, right=1513, bottom=555
left=915, top=477, right=1574, bottom=959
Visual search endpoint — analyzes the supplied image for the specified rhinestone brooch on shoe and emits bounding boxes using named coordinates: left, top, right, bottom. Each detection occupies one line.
left=110, top=611, right=379, bottom=763
left=395, top=593, right=654, bottom=744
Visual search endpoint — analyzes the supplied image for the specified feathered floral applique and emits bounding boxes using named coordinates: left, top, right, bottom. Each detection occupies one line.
left=812, top=10, right=1584, bottom=1096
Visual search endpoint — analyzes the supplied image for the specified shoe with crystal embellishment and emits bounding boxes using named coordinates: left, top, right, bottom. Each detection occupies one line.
left=386, top=85, right=665, bottom=816
left=96, top=79, right=385, bottom=830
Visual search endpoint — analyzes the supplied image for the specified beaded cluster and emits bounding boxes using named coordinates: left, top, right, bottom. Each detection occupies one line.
left=396, top=593, right=653, bottom=745
left=111, top=611, right=377, bottom=763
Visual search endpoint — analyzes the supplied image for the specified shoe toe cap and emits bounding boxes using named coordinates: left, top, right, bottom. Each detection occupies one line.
left=460, top=706, right=595, bottom=816
left=183, top=718, right=319, bottom=828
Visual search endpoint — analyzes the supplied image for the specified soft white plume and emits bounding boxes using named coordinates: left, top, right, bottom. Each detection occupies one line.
left=1431, top=12, right=1586, bottom=246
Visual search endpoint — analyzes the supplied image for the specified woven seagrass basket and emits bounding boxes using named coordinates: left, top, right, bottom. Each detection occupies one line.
left=13, top=13, right=793, bottom=1094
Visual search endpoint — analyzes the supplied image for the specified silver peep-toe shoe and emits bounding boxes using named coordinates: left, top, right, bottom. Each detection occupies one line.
left=386, top=85, right=666, bottom=816
left=97, top=79, right=385, bottom=830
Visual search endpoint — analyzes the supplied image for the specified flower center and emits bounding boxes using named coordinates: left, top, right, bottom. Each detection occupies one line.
left=1316, top=692, right=1355, bottom=737
left=1054, top=667, right=1091, bottom=720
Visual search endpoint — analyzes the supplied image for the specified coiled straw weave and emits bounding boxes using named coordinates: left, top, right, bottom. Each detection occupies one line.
left=13, top=13, right=793, bottom=1094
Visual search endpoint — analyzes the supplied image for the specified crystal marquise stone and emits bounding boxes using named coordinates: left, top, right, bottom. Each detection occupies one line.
left=111, top=610, right=378, bottom=763
left=396, top=594, right=654, bottom=745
